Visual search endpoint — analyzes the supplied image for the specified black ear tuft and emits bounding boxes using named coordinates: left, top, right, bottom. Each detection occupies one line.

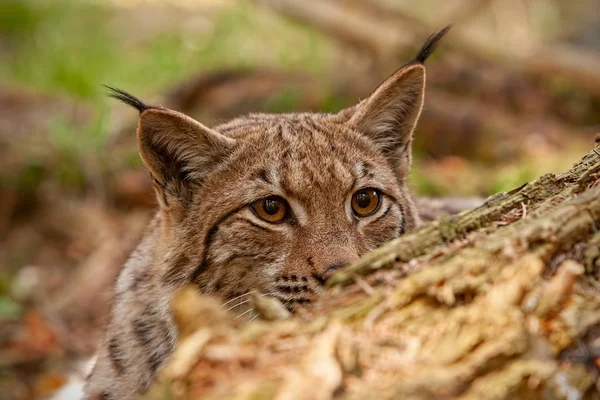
left=413, top=25, right=451, bottom=64
left=103, top=85, right=152, bottom=113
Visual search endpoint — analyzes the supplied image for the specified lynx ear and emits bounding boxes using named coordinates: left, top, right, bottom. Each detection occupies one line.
left=136, top=108, right=235, bottom=190
left=106, top=87, right=236, bottom=204
left=346, top=26, right=450, bottom=177
left=348, top=64, right=425, bottom=176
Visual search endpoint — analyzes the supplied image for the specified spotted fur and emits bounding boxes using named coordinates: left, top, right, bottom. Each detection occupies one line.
left=85, top=27, right=450, bottom=399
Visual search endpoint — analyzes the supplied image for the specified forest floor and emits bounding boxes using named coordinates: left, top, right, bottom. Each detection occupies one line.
left=1, top=1, right=599, bottom=399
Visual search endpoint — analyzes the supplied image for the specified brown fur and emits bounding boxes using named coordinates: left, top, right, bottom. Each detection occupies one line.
left=85, top=27, right=450, bottom=399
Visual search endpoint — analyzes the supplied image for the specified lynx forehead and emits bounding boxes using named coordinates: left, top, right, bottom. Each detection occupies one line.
left=85, top=26, right=451, bottom=400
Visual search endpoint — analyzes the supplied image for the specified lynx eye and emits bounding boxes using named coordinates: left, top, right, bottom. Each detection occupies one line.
left=251, top=196, right=288, bottom=223
left=351, top=188, right=381, bottom=217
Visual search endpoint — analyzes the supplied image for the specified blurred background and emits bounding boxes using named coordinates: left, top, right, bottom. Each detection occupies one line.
left=0, top=0, right=599, bottom=398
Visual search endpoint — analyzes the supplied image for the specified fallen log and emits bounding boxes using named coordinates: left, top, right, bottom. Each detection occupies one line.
left=142, top=146, right=600, bottom=399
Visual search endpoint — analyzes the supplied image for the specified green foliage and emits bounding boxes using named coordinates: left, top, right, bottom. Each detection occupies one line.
left=0, top=0, right=332, bottom=100
left=0, top=0, right=333, bottom=192
left=0, top=296, right=22, bottom=319
left=0, top=272, right=21, bottom=319
left=1, top=0, right=117, bottom=98
left=409, top=165, right=449, bottom=196
left=489, top=164, right=536, bottom=195
left=14, top=162, right=45, bottom=192
left=265, top=88, right=301, bottom=113
left=0, top=0, right=43, bottom=36
left=319, top=94, right=353, bottom=113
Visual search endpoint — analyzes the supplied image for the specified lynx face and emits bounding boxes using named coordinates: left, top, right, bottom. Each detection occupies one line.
left=189, top=113, right=414, bottom=316
left=107, top=30, right=451, bottom=322
left=108, top=56, right=434, bottom=320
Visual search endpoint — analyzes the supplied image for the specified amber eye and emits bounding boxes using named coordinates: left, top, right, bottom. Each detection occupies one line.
left=351, top=188, right=381, bottom=217
left=251, top=196, right=288, bottom=223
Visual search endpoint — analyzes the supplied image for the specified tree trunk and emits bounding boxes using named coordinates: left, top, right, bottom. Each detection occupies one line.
left=144, top=147, right=600, bottom=400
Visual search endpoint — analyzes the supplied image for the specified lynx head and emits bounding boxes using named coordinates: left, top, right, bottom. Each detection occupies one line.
left=107, top=27, right=449, bottom=317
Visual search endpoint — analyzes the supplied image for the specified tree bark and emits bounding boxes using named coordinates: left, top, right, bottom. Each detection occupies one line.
left=144, top=147, right=600, bottom=400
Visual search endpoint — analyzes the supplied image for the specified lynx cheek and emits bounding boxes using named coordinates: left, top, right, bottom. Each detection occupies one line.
left=351, top=188, right=381, bottom=217
left=251, top=196, right=288, bottom=223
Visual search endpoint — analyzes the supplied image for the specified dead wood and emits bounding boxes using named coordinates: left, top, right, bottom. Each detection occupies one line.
left=142, top=147, right=600, bottom=399
left=255, top=0, right=600, bottom=106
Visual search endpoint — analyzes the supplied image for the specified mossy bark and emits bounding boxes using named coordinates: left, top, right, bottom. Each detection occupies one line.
left=144, top=148, right=600, bottom=400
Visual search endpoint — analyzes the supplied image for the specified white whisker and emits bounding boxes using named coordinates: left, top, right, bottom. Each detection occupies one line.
left=224, top=299, right=250, bottom=312
left=249, top=313, right=260, bottom=323
left=222, top=291, right=280, bottom=315
left=220, top=290, right=257, bottom=308
left=282, top=300, right=293, bottom=314
left=234, top=308, right=255, bottom=320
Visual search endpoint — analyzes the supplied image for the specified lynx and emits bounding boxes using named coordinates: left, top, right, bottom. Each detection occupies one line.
left=85, top=27, right=450, bottom=399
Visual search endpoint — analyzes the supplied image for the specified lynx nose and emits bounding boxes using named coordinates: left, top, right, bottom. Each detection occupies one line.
left=319, top=262, right=346, bottom=281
